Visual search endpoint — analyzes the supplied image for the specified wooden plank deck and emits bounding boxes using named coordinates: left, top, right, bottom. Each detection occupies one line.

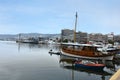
left=110, top=69, right=120, bottom=80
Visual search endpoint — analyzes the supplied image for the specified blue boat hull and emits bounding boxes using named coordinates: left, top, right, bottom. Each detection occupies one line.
left=75, top=64, right=104, bottom=71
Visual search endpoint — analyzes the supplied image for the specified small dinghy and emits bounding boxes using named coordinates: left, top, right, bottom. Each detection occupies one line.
left=74, top=60, right=105, bottom=71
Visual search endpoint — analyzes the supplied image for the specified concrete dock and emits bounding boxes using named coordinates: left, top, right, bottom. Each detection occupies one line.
left=110, top=69, right=120, bottom=80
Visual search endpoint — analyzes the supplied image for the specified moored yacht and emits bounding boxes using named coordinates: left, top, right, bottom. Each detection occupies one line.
left=61, top=43, right=114, bottom=60
left=61, top=12, right=114, bottom=60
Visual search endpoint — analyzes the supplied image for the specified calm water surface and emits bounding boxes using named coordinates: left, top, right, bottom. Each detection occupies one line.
left=0, top=41, right=120, bottom=80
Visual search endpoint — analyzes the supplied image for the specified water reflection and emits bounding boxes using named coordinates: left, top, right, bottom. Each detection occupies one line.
left=1, top=41, right=120, bottom=80
left=48, top=44, right=120, bottom=80
left=16, top=43, right=120, bottom=80
left=59, top=55, right=112, bottom=80
left=17, top=43, right=47, bottom=49
left=0, top=41, right=62, bottom=80
left=17, top=43, right=61, bottom=51
left=104, top=60, right=116, bottom=72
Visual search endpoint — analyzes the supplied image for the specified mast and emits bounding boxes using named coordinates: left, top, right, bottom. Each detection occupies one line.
left=74, top=12, right=78, bottom=43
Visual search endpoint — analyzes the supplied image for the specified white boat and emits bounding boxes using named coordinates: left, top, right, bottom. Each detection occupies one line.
left=97, top=44, right=119, bottom=53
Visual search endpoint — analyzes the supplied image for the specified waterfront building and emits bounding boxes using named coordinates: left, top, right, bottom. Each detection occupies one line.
left=61, top=29, right=120, bottom=44
left=107, top=32, right=114, bottom=41
left=61, top=29, right=74, bottom=42
left=114, top=35, right=120, bottom=42
left=61, top=29, right=87, bottom=43
left=89, top=33, right=105, bottom=42
left=76, top=31, right=87, bottom=43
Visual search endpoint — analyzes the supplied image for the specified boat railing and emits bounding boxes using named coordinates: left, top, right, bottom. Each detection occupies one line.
left=62, top=47, right=113, bottom=57
left=62, top=48, right=95, bottom=56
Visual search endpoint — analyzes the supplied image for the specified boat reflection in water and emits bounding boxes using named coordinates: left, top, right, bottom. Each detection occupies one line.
left=59, top=55, right=112, bottom=80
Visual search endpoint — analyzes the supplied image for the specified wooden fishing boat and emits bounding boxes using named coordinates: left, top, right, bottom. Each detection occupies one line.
left=61, top=12, right=114, bottom=60
left=61, top=43, right=114, bottom=60
left=74, top=60, right=105, bottom=71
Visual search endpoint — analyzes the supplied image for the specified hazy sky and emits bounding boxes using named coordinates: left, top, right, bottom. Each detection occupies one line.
left=0, top=0, right=120, bottom=34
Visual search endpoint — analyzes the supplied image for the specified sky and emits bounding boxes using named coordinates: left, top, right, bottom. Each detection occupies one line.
left=0, top=0, right=120, bottom=35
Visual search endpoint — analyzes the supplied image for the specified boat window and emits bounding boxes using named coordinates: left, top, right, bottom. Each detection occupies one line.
left=68, top=46, right=73, bottom=49
left=74, top=46, right=83, bottom=50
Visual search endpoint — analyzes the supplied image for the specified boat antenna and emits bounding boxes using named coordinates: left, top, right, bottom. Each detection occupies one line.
left=74, top=12, right=78, bottom=43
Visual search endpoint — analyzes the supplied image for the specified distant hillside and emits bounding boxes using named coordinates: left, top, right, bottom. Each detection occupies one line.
left=0, top=34, right=17, bottom=40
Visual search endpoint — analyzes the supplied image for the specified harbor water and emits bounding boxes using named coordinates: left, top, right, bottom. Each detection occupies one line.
left=0, top=41, right=120, bottom=80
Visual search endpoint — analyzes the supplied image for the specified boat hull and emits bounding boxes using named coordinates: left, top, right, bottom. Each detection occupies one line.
left=75, top=63, right=105, bottom=71
left=61, top=50, right=113, bottom=60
